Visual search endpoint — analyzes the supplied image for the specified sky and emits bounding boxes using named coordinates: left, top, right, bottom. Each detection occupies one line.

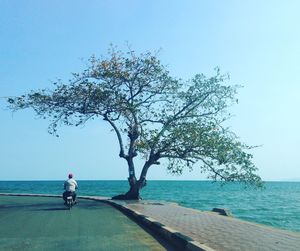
left=0, top=0, right=300, bottom=181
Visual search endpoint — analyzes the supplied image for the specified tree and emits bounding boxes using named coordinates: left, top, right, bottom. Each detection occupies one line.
left=8, top=47, right=262, bottom=199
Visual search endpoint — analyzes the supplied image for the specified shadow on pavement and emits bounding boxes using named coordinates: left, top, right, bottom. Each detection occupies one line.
left=36, top=207, right=68, bottom=211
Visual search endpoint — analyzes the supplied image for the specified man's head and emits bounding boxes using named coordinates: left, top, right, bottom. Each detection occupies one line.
left=68, top=173, right=73, bottom=179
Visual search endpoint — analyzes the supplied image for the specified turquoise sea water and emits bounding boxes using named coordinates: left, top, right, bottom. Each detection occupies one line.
left=0, top=180, right=299, bottom=233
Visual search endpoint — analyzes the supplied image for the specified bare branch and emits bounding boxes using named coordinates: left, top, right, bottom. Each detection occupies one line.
left=103, top=112, right=126, bottom=158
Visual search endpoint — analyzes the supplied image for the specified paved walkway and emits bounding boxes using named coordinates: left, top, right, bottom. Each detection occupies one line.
left=106, top=199, right=300, bottom=251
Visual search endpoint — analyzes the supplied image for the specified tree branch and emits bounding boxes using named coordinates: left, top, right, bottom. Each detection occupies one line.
left=103, top=112, right=126, bottom=158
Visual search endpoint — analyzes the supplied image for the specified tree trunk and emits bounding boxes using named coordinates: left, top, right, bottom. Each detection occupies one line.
left=112, top=178, right=144, bottom=200
left=112, top=158, right=150, bottom=200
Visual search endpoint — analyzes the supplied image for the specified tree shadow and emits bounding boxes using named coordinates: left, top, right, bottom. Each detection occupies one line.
left=32, top=200, right=109, bottom=211
left=36, top=207, right=68, bottom=211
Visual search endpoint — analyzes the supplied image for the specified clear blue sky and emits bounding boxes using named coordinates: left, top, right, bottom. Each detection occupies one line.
left=0, top=0, right=299, bottom=181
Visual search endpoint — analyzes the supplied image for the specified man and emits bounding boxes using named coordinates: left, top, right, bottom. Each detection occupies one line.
left=63, top=173, right=78, bottom=204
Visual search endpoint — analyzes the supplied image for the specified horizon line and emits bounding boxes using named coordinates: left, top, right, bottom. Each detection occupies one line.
left=0, top=179, right=299, bottom=182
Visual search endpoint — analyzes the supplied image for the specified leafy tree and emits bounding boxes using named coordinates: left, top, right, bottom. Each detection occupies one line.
left=8, top=47, right=262, bottom=199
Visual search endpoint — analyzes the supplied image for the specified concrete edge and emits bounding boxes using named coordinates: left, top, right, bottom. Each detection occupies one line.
left=106, top=200, right=215, bottom=251
left=0, top=193, right=61, bottom=198
left=0, top=193, right=215, bottom=250
left=0, top=193, right=110, bottom=200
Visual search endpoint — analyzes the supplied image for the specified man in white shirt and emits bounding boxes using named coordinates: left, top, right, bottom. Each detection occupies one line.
left=63, top=173, right=78, bottom=204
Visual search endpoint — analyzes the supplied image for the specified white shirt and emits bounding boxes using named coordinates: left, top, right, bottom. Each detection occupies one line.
left=64, top=178, right=78, bottom=192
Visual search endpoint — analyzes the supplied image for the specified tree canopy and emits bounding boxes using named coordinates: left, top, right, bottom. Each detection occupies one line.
left=8, top=47, right=262, bottom=199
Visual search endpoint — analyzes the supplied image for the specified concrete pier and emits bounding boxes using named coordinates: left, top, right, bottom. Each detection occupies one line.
left=1, top=193, right=300, bottom=251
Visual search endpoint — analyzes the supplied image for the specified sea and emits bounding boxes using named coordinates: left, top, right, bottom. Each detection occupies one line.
left=0, top=180, right=299, bottom=233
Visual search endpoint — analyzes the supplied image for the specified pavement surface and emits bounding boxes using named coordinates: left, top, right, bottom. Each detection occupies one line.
left=110, top=199, right=300, bottom=251
left=0, top=196, right=175, bottom=251
left=2, top=194, right=300, bottom=251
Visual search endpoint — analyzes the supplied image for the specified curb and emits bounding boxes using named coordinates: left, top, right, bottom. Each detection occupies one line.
left=0, top=193, right=61, bottom=198
left=106, top=200, right=215, bottom=251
